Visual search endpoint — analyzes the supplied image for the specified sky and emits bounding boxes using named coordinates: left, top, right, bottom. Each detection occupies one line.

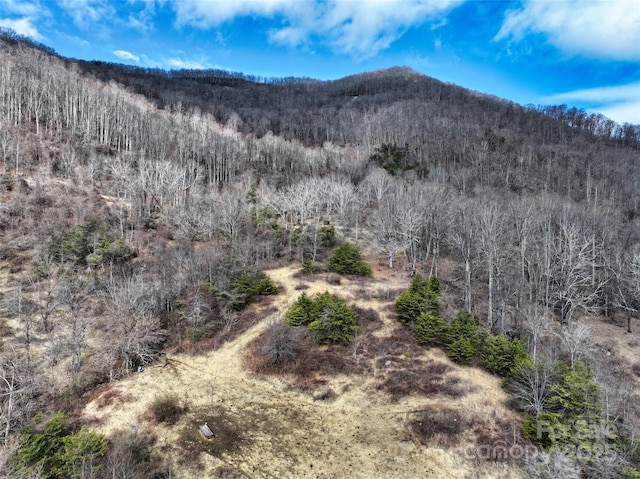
left=1, top=0, right=639, bottom=125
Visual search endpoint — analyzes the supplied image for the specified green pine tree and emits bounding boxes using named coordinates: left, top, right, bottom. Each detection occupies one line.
left=446, top=336, right=476, bottom=364
left=414, top=311, right=447, bottom=347
left=58, top=426, right=106, bottom=479
left=308, top=297, right=358, bottom=345
left=328, top=242, right=372, bottom=276
left=285, top=292, right=315, bottom=327
left=395, top=290, right=425, bottom=325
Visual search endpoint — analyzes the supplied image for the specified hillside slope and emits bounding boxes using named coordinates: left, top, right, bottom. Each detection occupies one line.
left=83, top=265, right=522, bottom=479
left=1, top=31, right=640, bottom=479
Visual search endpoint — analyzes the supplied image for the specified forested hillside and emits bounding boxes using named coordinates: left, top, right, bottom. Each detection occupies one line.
left=1, top=29, right=640, bottom=478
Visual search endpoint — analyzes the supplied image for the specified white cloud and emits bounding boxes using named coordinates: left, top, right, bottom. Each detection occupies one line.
left=113, top=49, right=140, bottom=62
left=0, top=0, right=40, bottom=15
left=495, top=0, right=640, bottom=61
left=126, top=0, right=164, bottom=32
left=542, top=82, right=640, bottom=125
left=0, top=16, right=42, bottom=39
left=543, top=82, right=640, bottom=104
left=599, top=101, right=640, bottom=126
left=171, top=0, right=305, bottom=28
left=0, top=1, right=48, bottom=39
left=57, top=0, right=116, bottom=28
left=168, top=0, right=464, bottom=58
left=167, top=57, right=206, bottom=69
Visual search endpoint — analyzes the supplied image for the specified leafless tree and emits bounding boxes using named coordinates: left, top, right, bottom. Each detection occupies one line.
left=476, top=201, right=507, bottom=329
left=551, top=211, right=605, bottom=324
left=557, top=322, right=592, bottom=369
left=509, top=360, right=557, bottom=415
left=447, top=199, right=477, bottom=312
left=361, top=167, right=393, bottom=206
left=526, top=306, right=550, bottom=363
left=102, top=275, right=166, bottom=380
left=1, top=278, right=37, bottom=376
left=261, top=320, right=305, bottom=365
left=57, top=276, right=90, bottom=374
left=524, top=447, right=581, bottom=479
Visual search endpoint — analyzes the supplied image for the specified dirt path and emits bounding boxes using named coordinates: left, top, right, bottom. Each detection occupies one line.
left=83, top=266, right=522, bottom=479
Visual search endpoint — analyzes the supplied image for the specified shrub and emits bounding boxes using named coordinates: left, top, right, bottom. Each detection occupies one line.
left=411, top=408, right=467, bottom=447
left=285, top=291, right=358, bottom=345
left=149, top=394, right=185, bottom=425
left=328, top=241, right=372, bottom=276
left=301, top=258, right=314, bottom=274
left=261, top=321, right=304, bottom=365
left=326, top=274, right=341, bottom=285
left=320, top=225, right=337, bottom=248
left=307, top=296, right=358, bottom=345
left=623, top=467, right=640, bottom=479
left=252, top=272, right=279, bottom=295
left=106, top=429, right=157, bottom=479
left=521, top=412, right=566, bottom=448
left=229, top=271, right=278, bottom=310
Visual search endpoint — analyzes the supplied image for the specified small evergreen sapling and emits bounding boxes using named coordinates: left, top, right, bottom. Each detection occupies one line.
left=328, top=242, right=372, bottom=276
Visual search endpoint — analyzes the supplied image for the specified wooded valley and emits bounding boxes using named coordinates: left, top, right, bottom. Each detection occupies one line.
left=1, top=29, right=640, bottom=478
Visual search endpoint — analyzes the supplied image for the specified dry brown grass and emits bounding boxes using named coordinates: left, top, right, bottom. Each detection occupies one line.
left=81, top=264, right=524, bottom=479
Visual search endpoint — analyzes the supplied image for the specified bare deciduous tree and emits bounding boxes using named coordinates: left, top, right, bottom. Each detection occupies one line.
left=526, top=307, right=550, bottom=363
left=102, top=275, right=166, bottom=380
left=557, top=322, right=592, bottom=369
left=509, top=360, right=557, bottom=415
left=524, top=448, right=581, bottom=479
left=261, top=320, right=304, bottom=365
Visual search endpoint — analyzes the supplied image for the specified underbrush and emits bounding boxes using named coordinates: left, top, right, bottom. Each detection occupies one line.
left=376, top=358, right=469, bottom=401
left=245, top=309, right=471, bottom=402
left=148, top=393, right=187, bottom=425
left=411, top=407, right=468, bottom=447
left=173, top=302, right=278, bottom=355
left=410, top=406, right=524, bottom=459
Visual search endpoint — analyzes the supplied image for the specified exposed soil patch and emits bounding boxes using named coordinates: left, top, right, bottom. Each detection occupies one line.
left=178, top=408, right=247, bottom=461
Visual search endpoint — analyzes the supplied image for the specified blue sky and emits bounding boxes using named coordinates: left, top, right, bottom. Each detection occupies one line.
left=1, top=0, right=639, bottom=125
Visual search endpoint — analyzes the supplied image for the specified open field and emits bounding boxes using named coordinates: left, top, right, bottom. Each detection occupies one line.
left=82, top=265, right=523, bottom=478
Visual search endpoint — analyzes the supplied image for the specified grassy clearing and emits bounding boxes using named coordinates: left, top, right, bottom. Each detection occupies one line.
left=82, top=264, right=524, bottom=478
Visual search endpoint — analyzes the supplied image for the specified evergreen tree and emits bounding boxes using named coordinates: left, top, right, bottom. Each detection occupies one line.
left=285, top=291, right=358, bottom=345
left=443, top=310, right=481, bottom=364
left=550, top=361, right=601, bottom=419
left=414, top=311, right=447, bottom=347
left=58, top=426, right=106, bottom=479
left=285, top=292, right=315, bottom=327
left=395, top=274, right=441, bottom=325
left=395, top=289, right=425, bottom=325
left=308, top=296, right=358, bottom=345
left=17, top=412, right=106, bottom=479
left=17, top=412, right=67, bottom=478
left=328, top=242, right=372, bottom=276
left=479, top=335, right=529, bottom=378
left=446, top=337, right=476, bottom=364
